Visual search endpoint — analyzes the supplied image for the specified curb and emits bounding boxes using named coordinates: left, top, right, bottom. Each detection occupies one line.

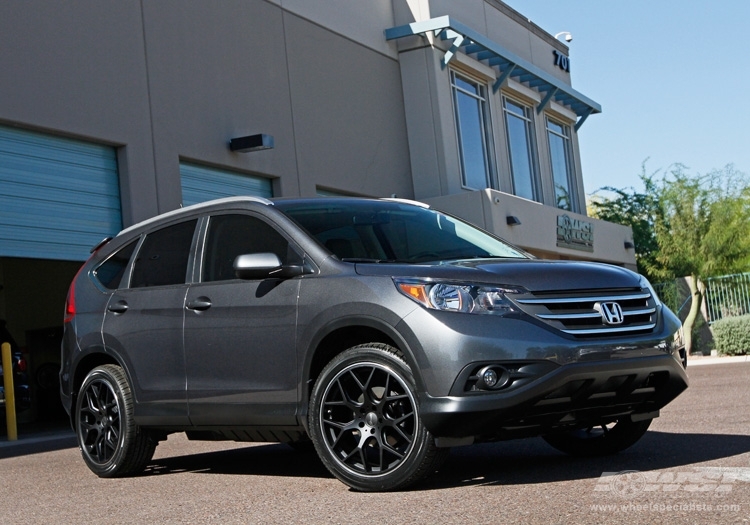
left=687, top=355, right=750, bottom=367
left=0, top=429, right=74, bottom=448
left=0, top=429, right=76, bottom=458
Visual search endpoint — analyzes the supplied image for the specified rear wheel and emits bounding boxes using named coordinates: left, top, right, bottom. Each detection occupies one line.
left=542, top=418, right=652, bottom=457
left=75, top=364, right=156, bottom=477
left=309, top=344, right=447, bottom=491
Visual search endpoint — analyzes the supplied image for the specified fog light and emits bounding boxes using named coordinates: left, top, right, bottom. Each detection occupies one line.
left=482, top=368, right=498, bottom=388
left=475, top=365, right=510, bottom=390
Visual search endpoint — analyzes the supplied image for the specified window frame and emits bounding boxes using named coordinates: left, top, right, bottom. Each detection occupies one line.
left=450, top=69, right=495, bottom=191
left=502, top=95, right=539, bottom=202
left=545, top=116, right=576, bottom=212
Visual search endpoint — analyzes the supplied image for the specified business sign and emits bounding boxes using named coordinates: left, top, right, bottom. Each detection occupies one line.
left=557, top=214, right=593, bottom=252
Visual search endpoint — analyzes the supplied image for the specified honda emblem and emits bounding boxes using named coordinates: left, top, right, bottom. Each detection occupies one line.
left=598, top=302, right=624, bottom=325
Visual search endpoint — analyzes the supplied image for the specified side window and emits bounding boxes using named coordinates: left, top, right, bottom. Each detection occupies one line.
left=93, top=239, right=138, bottom=290
left=130, top=220, right=197, bottom=288
left=203, top=214, right=290, bottom=282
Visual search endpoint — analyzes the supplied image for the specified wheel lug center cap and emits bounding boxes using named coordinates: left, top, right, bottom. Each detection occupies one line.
left=365, top=412, right=379, bottom=427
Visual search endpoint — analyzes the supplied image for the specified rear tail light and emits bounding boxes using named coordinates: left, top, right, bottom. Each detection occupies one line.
left=64, top=262, right=87, bottom=324
left=64, top=284, right=76, bottom=323
left=63, top=240, right=107, bottom=324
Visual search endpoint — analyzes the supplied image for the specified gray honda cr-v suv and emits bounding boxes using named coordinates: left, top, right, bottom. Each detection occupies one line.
left=61, top=196, right=688, bottom=491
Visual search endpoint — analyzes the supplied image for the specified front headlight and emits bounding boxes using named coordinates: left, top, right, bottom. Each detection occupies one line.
left=394, top=279, right=521, bottom=315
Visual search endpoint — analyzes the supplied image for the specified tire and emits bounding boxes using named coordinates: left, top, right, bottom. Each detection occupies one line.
left=308, top=344, right=447, bottom=491
left=75, top=364, right=156, bottom=477
left=542, top=418, right=652, bottom=457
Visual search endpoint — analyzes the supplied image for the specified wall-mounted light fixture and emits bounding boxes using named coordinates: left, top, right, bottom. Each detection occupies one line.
left=506, top=215, right=522, bottom=226
left=624, top=241, right=635, bottom=249
left=554, top=31, right=572, bottom=43
left=229, top=134, right=274, bottom=152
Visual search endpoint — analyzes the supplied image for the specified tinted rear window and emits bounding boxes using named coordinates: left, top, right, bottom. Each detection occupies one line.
left=94, top=240, right=138, bottom=290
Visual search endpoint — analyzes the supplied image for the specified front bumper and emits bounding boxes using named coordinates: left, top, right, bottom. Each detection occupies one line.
left=419, top=353, right=688, bottom=440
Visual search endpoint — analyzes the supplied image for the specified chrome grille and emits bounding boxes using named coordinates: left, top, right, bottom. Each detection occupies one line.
left=514, top=288, right=657, bottom=337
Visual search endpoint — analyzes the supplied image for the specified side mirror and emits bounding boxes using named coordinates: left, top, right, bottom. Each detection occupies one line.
left=233, top=253, right=305, bottom=280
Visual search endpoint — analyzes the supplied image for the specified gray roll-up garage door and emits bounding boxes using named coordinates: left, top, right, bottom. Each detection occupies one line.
left=180, top=162, right=272, bottom=207
left=0, top=125, right=122, bottom=261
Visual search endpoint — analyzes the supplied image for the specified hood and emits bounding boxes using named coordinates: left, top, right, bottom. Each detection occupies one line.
left=354, top=258, right=642, bottom=292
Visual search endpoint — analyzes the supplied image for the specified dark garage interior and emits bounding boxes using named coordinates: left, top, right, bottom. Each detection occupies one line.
left=0, top=257, right=81, bottom=431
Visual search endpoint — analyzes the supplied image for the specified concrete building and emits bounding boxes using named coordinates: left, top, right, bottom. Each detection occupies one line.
left=0, top=0, right=634, bottom=422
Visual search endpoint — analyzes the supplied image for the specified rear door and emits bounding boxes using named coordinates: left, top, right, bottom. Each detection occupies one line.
left=102, top=219, right=198, bottom=426
left=184, top=213, right=300, bottom=426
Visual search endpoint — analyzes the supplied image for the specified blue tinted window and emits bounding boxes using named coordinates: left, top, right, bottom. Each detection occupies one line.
left=503, top=98, right=536, bottom=201
left=451, top=71, right=492, bottom=189
left=546, top=118, right=574, bottom=211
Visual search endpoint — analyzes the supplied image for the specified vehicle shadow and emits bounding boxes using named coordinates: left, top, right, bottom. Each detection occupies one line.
left=419, top=430, right=750, bottom=490
left=142, top=442, right=331, bottom=479
left=141, top=430, right=750, bottom=489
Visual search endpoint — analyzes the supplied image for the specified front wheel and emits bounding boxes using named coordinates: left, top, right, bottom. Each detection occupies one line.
left=75, top=364, right=156, bottom=477
left=542, top=418, right=652, bottom=457
left=308, top=344, right=447, bottom=491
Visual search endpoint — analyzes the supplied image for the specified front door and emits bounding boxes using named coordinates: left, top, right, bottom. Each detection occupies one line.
left=184, top=213, right=300, bottom=426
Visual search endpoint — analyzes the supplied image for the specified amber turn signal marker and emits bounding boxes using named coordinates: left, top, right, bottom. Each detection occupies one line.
left=398, top=283, right=428, bottom=305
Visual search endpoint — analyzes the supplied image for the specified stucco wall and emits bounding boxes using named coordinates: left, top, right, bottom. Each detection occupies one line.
left=0, top=0, right=411, bottom=225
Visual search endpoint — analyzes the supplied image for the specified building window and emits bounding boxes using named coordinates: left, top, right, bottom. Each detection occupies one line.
left=546, top=118, right=575, bottom=211
left=503, top=97, right=537, bottom=201
left=450, top=71, right=493, bottom=190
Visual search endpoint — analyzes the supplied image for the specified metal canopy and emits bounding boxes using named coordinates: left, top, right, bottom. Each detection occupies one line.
left=385, top=16, right=601, bottom=130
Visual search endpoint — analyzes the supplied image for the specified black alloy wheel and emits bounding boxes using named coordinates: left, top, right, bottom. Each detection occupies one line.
left=76, top=364, right=156, bottom=477
left=309, top=344, right=446, bottom=491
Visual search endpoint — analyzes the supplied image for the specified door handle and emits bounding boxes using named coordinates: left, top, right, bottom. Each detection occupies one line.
left=107, top=300, right=128, bottom=314
left=186, top=297, right=212, bottom=311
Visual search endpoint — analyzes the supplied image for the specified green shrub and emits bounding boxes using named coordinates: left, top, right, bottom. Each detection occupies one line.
left=712, top=314, right=750, bottom=356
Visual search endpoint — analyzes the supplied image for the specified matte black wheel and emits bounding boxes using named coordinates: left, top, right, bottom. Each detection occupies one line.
left=542, top=418, right=652, bottom=457
left=76, top=364, right=156, bottom=477
left=309, top=344, right=446, bottom=491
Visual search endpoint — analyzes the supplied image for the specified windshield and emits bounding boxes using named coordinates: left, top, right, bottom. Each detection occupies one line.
left=275, top=199, right=528, bottom=263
